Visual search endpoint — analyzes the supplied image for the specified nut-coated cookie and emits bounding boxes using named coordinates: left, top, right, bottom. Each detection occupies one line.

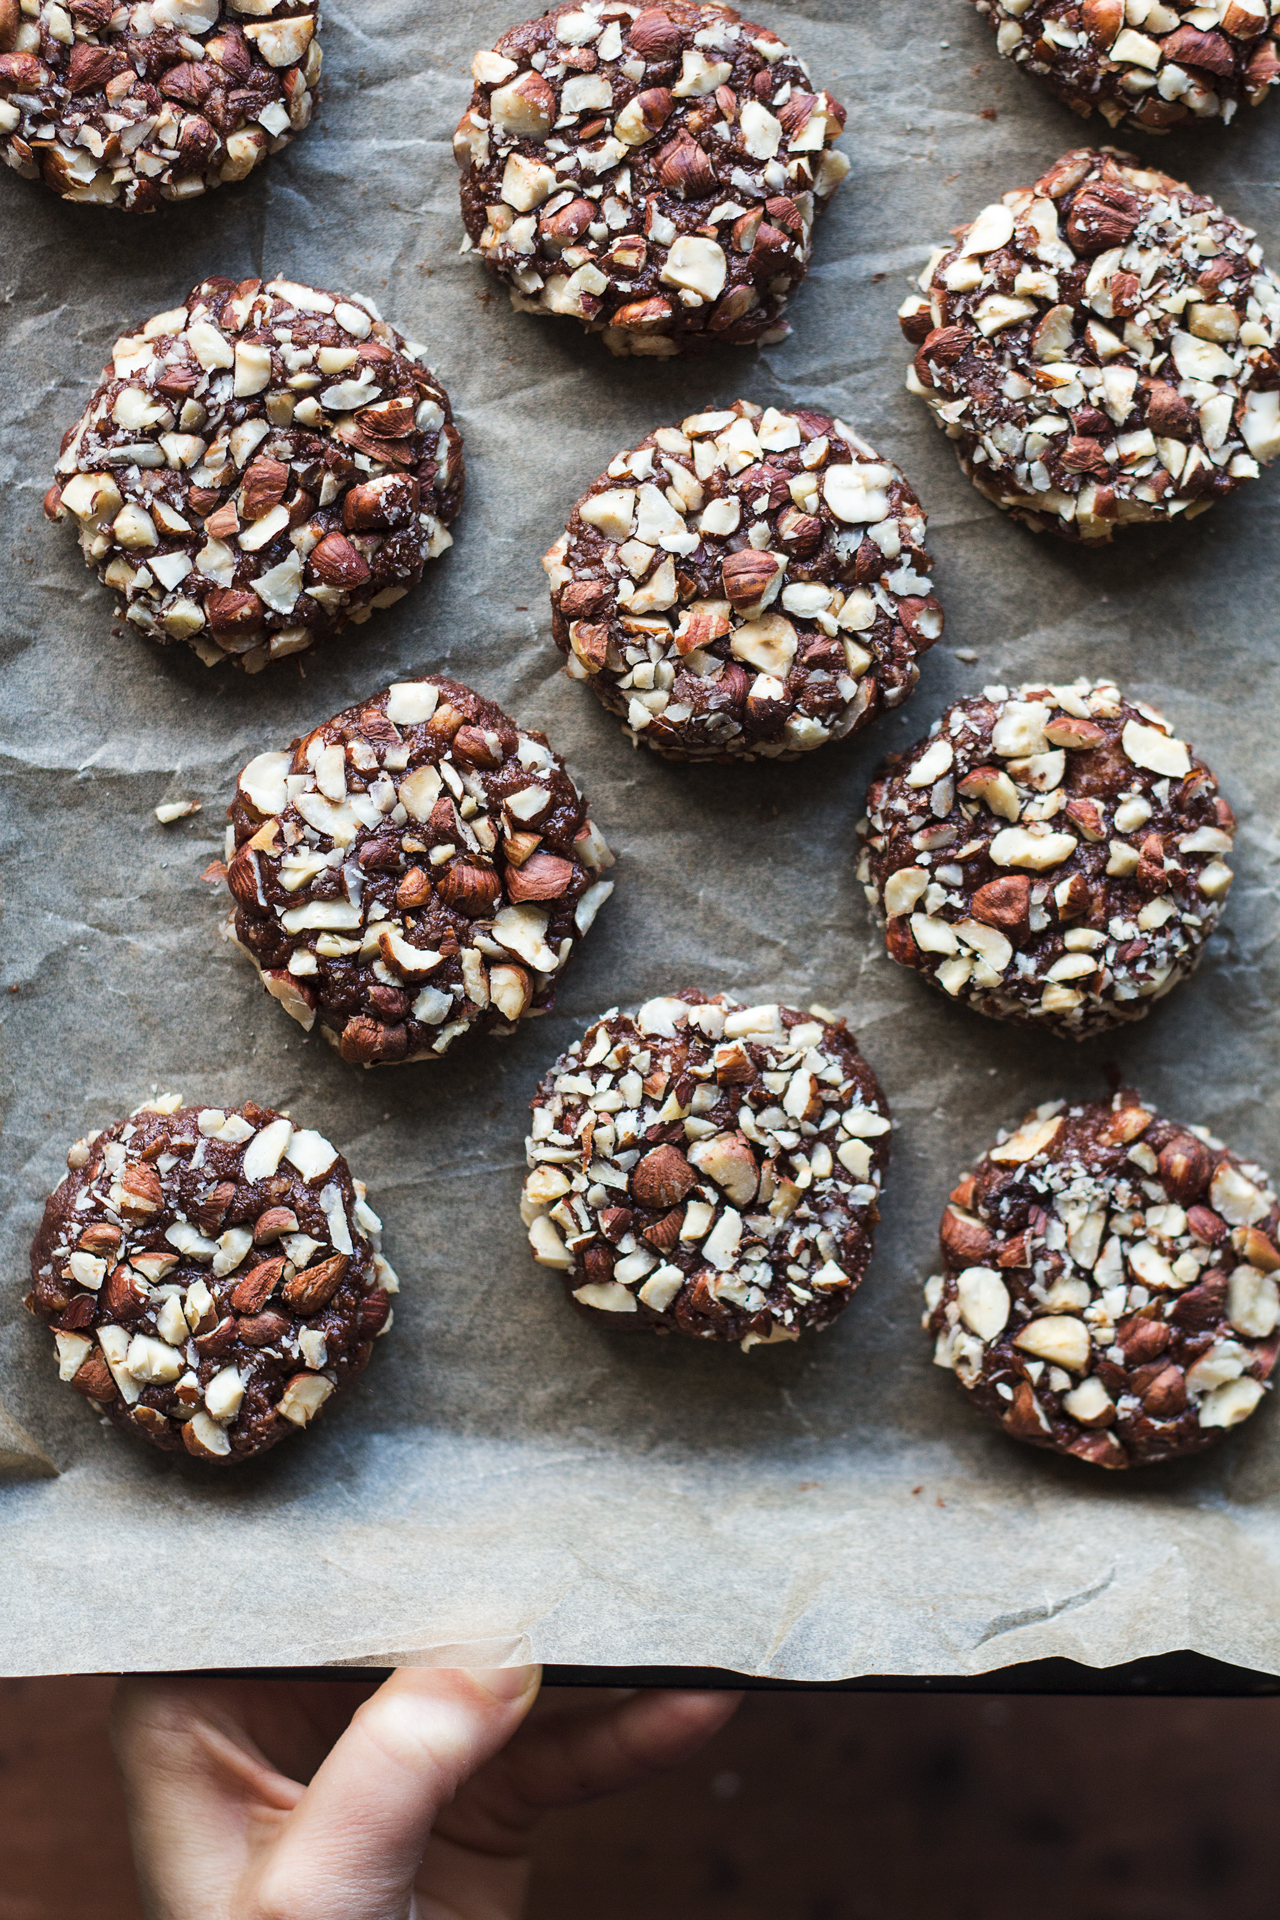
left=47, top=275, right=462, bottom=673
left=926, top=1092, right=1280, bottom=1468
left=544, top=400, right=943, bottom=760
left=971, top=0, right=1280, bottom=136
left=224, top=676, right=614, bottom=1064
left=0, top=2, right=321, bottom=211
left=456, top=0, right=849, bottom=356
left=523, top=990, right=889, bottom=1347
left=27, top=1095, right=396, bottom=1462
left=858, top=678, right=1234, bottom=1040
left=902, top=147, right=1280, bottom=542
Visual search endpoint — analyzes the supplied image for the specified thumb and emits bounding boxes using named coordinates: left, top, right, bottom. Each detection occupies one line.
left=257, top=1666, right=541, bottom=1919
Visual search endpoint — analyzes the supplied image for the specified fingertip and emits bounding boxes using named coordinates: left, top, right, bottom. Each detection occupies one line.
left=468, top=1663, right=543, bottom=1704
left=272, top=1664, right=544, bottom=1887
left=665, top=1686, right=744, bottom=1728
left=622, top=1685, right=744, bottom=1761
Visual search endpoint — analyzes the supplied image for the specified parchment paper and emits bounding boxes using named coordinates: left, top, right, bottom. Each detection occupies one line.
left=2, top=0, right=1279, bottom=1681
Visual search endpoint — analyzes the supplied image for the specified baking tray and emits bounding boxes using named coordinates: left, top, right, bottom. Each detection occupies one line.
left=2, top=0, right=1280, bottom=1682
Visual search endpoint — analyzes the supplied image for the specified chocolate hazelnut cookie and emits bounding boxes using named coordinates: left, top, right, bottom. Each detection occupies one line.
left=926, top=1092, right=1280, bottom=1468
left=523, top=990, right=889, bottom=1347
left=27, top=1094, right=396, bottom=1462
left=224, top=676, right=615, bottom=1065
left=0, top=2, right=320, bottom=212
left=902, top=147, right=1280, bottom=542
left=46, top=275, right=462, bottom=673
left=858, top=678, right=1234, bottom=1040
left=544, top=400, right=943, bottom=760
left=971, top=0, right=1280, bottom=136
left=456, top=0, right=849, bottom=356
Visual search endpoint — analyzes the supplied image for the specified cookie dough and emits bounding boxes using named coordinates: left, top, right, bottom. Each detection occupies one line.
left=971, top=0, right=1280, bottom=135
left=926, top=1091, right=1280, bottom=1468
left=902, top=147, right=1280, bottom=542
left=26, top=1094, right=396, bottom=1462
left=224, top=676, right=615, bottom=1064
left=456, top=0, right=849, bottom=356
left=522, top=990, right=889, bottom=1347
left=46, top=274, right=462, bottom=672
left=544, top=400, right=943, bottom=760
left=858, top=678, right=1234, bottom=1040
left=0, top=2, right=320, bottom=211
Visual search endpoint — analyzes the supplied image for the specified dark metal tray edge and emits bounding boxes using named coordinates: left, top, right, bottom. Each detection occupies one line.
left=88, top=1652, right=1280, bottom=1696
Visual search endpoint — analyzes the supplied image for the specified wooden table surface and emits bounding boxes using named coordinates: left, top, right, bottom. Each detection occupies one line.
left=2, top=1676, right=1277, bottom=1918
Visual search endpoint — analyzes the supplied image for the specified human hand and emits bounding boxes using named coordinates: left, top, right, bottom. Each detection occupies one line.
left=111, top=1665, right=741, bottom=1920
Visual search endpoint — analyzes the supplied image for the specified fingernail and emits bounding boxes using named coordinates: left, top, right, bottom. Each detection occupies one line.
left=469, top=1663, right=541, bottom=1702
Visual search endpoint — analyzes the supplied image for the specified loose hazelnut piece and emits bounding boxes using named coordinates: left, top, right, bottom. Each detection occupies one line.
left=505, top=853, right=575, bottom=902
left=970, top=875, right=1030, bottom=934
left=229, top=1258, right=286, bottom=1315
left=630, top=9, right=685, bottom=59
left=78, top=1222, right=121, bottom=1255
left=1188, top=1206, right=1228, bottom=1247
left=282, top=1252, right=349, bottom=1313
left=119, top=1164, right=163, bottom=1215
left=940, top=1206, right=995, bottom=1264
left=1158, top=1136, right=1214, bottom=1203
left=1099, top=1107, right=1153, bottom=1146
left=307, top=531, right=372, bottom=591
left=70, top=1353, right=117, bottom=1403
left=253, top=1207, right=299, bottom=1245
left=240, top=459, right=290, bottom=522
left=196, top=1180, right=237, bottom=1236
left=103, top=1264, right=150, bottom=1322
left=395, top=868, right=433, bottom=911
left=358, top=1289, right=392, bottom=1339
left=642, top=1209, right=684, bottom=1252
left=631, top=1145, right=697, bottom=1209
left=237, top=1310, right=292, bottom=1348
left=722, top=548, right=782, bottom=611
left=436, top=863, right=503, bottom=917
left=688, top=1131, right=760, bottom=1207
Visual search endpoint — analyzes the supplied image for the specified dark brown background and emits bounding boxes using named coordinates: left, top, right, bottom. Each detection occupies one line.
left=6, top=0, right=1280, bottom=1688
left=3, top=1677, right=1277, bottom=1919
